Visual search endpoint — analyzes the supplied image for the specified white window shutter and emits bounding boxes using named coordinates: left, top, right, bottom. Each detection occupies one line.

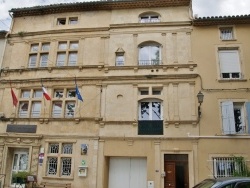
left=246, top=102, right=250, bottom=134
left=221, top=101, right=236, bottom=134
left=219, top=50, right=240, bottom=73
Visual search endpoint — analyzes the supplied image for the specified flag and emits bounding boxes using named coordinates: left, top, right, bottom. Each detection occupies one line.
left=11, top=88, right=18, bottom=107
left=42, top=86, right=51, bottom=100
left=76, top=85, right=83, bottom=102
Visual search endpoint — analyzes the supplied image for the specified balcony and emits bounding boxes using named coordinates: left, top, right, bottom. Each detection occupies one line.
left=138, top=120, right=163, bottom=135
left=138, top=60, right=162, bottom=66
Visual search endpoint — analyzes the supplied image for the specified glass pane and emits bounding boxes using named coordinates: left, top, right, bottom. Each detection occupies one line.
left=68, top=52, right=77, bottom=65
left=152, top=89, right=161, bottom=95
left=29, top=54, right=37, bottom=68
left=33, top=90, right=43, bottom=98
left=19, top=154, right=28, bottom=170
left=19, top=102, right=29, bottom=117
left=140, top=102, right=149, bottom=120
left=49, top=143, right=59, bottom=153
left=42, top=43, right=50, bottom=51
left=22, top=91, right=30, bottom=98
left=152, top=102, right=161, bottom=120
left=58, top=42, right=67, bottom=50
left=151, top=46, right=160, bottom=64
left=62, top=144, right=73, bottom=154
left=139, top=46, right=150, bottom=65
left=116, top=55, right=124, bottom=66
left=70, top=42, right=78, bottom=49
left=52, top=102, right=62, bottom=117
left=31, top=44, right=39, bottom=52
left=12, top=154, right=18, bottom=170
left=40, top=54, right=48, bottom=67
left=54, top=90, right=63, bottom=98
left=57, top=18, right=66, bottom=25
left=69, top=18, right=78, bottom=25
left=61, top=158, right=72, bottom=176
left=67, top=90, right=76, bottom=98
left=31, top=102, right=41, bottom=117
left=65, top=102, right=75, bottom=117
left=56, top=53, right=66, bottom=66
left=47, top=157, right=58, bottom=175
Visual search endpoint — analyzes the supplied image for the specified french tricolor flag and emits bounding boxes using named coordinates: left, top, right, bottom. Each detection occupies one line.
left=42, top=86, right=51, bottom=100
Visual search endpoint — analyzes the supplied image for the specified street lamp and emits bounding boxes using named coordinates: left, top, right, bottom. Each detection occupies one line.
left=197, top=91, right=204, bottom=118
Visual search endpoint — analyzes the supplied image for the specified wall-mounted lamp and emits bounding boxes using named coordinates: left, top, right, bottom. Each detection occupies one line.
left=197, top=91, right=204, bottom=118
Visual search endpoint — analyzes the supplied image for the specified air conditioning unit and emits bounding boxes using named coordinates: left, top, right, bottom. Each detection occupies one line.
left=0, top=112, right=5, bottom=118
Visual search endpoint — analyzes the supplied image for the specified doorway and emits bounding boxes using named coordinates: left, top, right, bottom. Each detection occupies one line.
left=164, top=154, right=189, bottom=188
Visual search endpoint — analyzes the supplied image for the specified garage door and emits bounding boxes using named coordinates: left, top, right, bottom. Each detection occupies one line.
left=109, top=157, right=147, bottom=188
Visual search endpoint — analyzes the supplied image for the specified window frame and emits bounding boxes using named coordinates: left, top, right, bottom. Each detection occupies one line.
left=45, top=142, right=74, bottom=178
left=218, top=48, right=242, bottom=79
left=219, top=26, right=235, bottom=41
left=220, top=101, right=249, bottom=135
left=138, top=43, right=162, bottom=66
left=56, top=41, right=78, bottom=66
left=52, top=88, right=77, bottom=118
left=18, top=89, right=43, bottom=118
left=138, top=99, right=163, bottom=121
left=28, top=43, right=50, bottom=68
left=139, top=13, right=160, bottom=23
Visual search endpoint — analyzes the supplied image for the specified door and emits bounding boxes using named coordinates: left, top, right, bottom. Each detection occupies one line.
left=11, top=149, right=29, bottom=186
left=164, top=154, right=189, bottom=188
left=108, top=157, right=147, bottom=188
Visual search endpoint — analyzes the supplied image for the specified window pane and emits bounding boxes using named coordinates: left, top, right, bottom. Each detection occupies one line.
left=152, top=89, right=161, bottom=95
left=19, top=102, right=29, bottom=117
left=29, top=54, right=37, bottom=68
left=70, top=42, right=78, bottom=49
left=140, top=89, right=149, bottom=95
left=57, top=18, right=66, bottom=25
left=31, top=102, right=41, bottom=117
left=40, top=54, right=48, bottom=67
left=69, top=17, right=78, bottom=25
left=152, top=102, right=161, bottom=120
left=61, top=158, right=72, bottom=176
left=22, top=91, right=30, bottom=98
left=65, top=102, right=75, bottom=118
left=47, top=157, right=58, bottom=175
left=31, top=44, right=39, bottom=52
left=139, top=46, right=150, bottom=65
left=62, top=144, right=73, bottom=154
left=52, top=102, right=62, bottom=117
left=42, top=43, right=50, bottom=51
left=68, top=52, right=77, bottom=65
left=33, top=90, right=43, bottom=98
left=19, top=154, right=28, bottom=170
left=220, top=28, right=233, bottom=40
left=54, top=90, right=64, bottom=98
left=116, top=55, right=124, bottom=66
left=49, top=143, right=59, bottom=153
left=58, top=42, right=67, bottom=50
left=140, top=102, right=149, bottom=120
left=67, top=90, right=76, bottom=98
left=56, top=53, right=66, bottom=66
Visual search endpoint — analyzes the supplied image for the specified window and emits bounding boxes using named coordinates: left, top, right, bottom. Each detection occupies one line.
left=139, top=44, right=161, bottom=65
left=140, top=15, right=160, bottom=23
left=218, top=49, right=241, bottom=79
left=28, top=43, right=50, bottom=68
left=46, top=142, right=73, bottom=177
left=220, top=27, right=234, bottom=40
left=116, top=55, right=124, bottom=66
left=139, top=87, right=162, bottom=96
left=18, top=90, right=43, bottom=118
left=52, top=89, right=76, bottom=118
left=69, top=17, right=78, bottom=25
left=221, top=101, right=250, bottom=134
left=212, top=157, right=248, bottom=178
left=56, top=41, right=78, bottom=66
left=57, top=17, right=78, bottom=25
left=139, top=101, right=162, bottom=120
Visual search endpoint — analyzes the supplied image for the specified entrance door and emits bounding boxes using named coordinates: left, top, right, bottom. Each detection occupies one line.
left=164, top=154, right=189, bottom=188
left=11, top=149, right=29, bottom=186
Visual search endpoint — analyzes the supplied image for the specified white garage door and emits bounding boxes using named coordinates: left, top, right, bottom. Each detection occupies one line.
left=108, top=157, right=147, bottom=188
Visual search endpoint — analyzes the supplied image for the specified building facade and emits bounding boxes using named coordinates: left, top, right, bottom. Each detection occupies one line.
left=0, top=0, right=249, bottom=188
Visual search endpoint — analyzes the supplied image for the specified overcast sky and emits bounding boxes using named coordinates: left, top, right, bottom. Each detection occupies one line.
left=0, top=0, right=250, bottom=31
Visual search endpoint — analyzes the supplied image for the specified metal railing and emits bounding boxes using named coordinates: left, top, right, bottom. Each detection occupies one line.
left=138, top=60, right=162, bottom=66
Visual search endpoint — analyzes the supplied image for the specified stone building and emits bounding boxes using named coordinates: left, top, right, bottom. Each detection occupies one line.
left=0, top=0, right=249, bottom=188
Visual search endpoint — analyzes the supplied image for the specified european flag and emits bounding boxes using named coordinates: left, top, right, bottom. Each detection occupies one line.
left=76, top=85, right=83, bottom=102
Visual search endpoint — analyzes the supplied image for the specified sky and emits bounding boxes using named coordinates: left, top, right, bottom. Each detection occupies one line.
left=0, top=0, right=250, bottom=31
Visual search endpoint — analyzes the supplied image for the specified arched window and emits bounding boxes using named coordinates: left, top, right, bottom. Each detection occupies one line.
left=138, top=42, right=162, bottom=65
left=139, top=12, right=160, bottom=23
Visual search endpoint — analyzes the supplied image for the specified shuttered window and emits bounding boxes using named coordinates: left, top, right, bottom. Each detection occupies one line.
left=221, top=101, right=235, bottom=134
left=218, top=50, right=241, bottom=79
